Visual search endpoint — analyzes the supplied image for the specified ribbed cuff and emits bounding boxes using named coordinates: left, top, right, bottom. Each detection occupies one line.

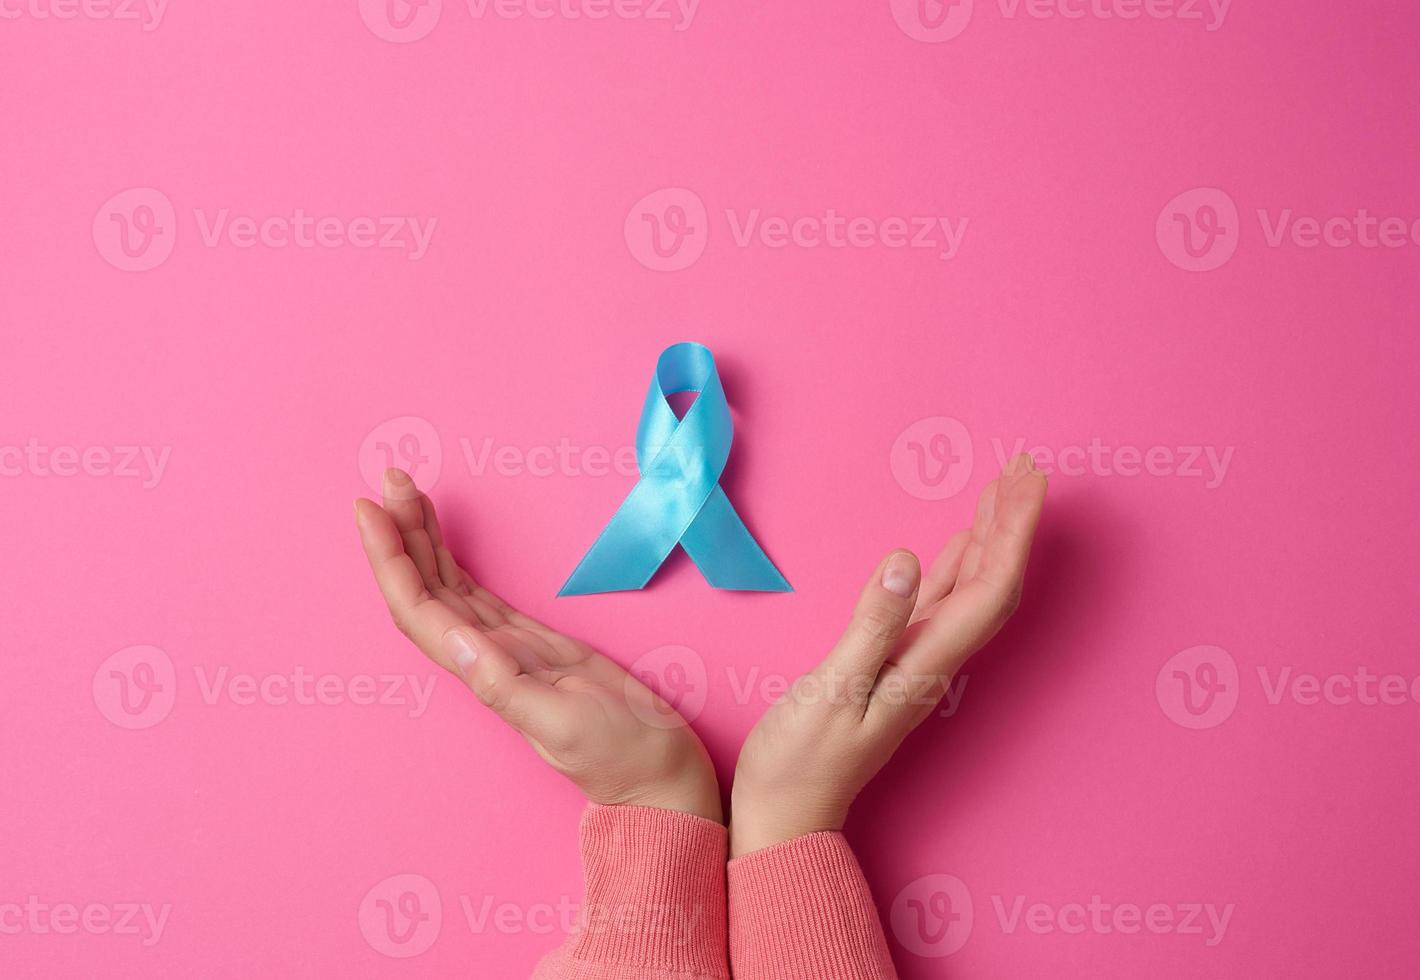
left=728, top=832, right=898, bottom=980
left=547, top=804, right=730, bottom=979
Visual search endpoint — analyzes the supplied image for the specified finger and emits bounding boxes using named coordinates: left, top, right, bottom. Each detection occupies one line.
left=954, top=473, right=1002, bottom=587
left=969, top=454, right=1047, bottom=599
left=382, top=469, right=442, bottom=591
left=367, top=482, right=546, bottom=637
left=869, top=576, right=1013, bottom=728
left=413, top=490, right=544, bottom=630
left=416, top=491, right=490, bottom=609
left=814, top=550, right=921, bottom=700
left=442, top=628, right=574, bottom=745
left=887, top=457, right=1047, bottom=694
left=417, top=491, right=465, bottom=592
left=355, top=497, right=471, bottom=671
left=911, top=529, right=971, bottom=623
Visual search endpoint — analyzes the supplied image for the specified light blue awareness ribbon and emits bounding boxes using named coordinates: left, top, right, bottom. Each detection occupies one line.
left=558, top=342, right=791, bottom=596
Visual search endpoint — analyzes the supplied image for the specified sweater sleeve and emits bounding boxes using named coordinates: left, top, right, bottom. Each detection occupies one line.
left=531, top=804, right=730, bottom=980
left=727, top=832, right=899, bottom=980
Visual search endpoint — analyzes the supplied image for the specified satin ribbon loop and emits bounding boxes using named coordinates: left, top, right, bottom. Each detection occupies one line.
left=558, top=342, right=791, bottom=596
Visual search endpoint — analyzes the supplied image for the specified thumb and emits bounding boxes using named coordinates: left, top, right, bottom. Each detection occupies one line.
left=440, top=628, right=569, bottom=743
left=815, top=550, right=921, bottom=694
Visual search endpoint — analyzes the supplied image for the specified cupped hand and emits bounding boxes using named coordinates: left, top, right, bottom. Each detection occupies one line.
left=355, top=469, right=722, bottom=823
left=730, top=453, right=1048, bottom=856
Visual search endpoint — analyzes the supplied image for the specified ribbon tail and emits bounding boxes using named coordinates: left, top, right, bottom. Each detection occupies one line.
left=557, top=509, right=675, bottom=595
left=679, top=487, right=791, bottom=592
left=558, top=469, right=717, bottom=595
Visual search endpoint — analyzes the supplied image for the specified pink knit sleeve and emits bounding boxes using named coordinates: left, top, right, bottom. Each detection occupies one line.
left=727, top=832, right=899, bottom=980
left=531, top=804, right=730, bottom=980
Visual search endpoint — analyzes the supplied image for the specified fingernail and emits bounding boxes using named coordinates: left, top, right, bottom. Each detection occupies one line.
left=384, top=468, right=411, bottom=486
left=353, top=499, right=361, bottom=523
left=443, top=630, right=478, bottom=678
left=882, top=553, right=917, bottom=597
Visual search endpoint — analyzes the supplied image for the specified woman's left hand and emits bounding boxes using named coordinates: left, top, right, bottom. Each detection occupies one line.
left=355, top=469, right=722, bottom=823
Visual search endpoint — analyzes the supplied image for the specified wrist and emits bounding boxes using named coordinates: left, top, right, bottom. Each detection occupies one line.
left=728, top=795, right=845, bottom=858
left=618, top=771, right=723, bottom=825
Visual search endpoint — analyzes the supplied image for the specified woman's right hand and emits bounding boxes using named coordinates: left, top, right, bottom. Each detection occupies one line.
left=730, top=454, right=1047, bottom=855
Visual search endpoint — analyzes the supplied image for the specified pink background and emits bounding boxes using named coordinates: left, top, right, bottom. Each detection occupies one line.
left=3, top=0, right=1418, bottom=976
